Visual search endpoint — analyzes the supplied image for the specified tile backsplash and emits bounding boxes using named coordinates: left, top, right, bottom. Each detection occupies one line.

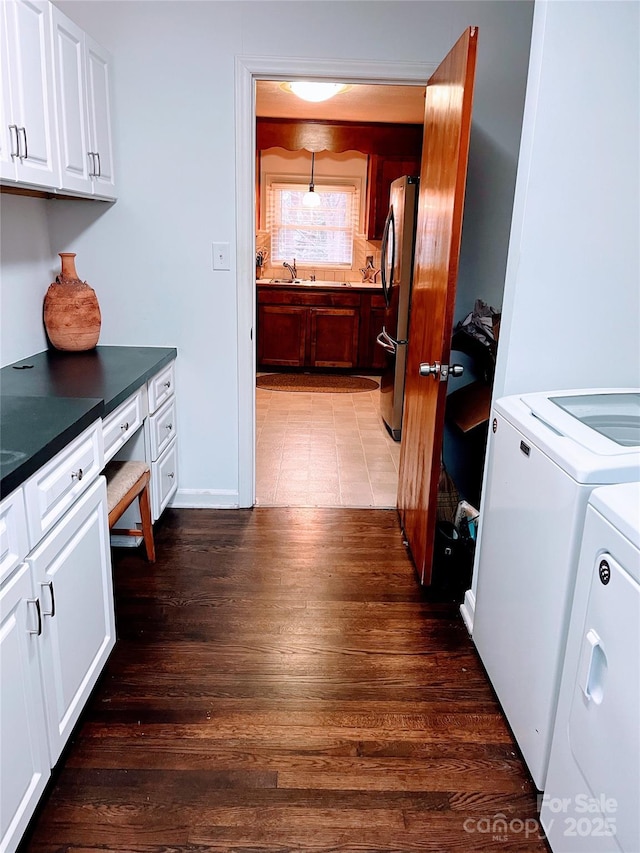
left=257, top=231, right=382, bottom=283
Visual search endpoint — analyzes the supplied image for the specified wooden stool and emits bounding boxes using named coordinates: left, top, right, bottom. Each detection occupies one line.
left=105, top=460, right=156, bottom=562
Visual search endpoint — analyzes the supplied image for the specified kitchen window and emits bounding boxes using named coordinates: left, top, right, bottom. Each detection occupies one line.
left=268, top=183, right=358, bottom=267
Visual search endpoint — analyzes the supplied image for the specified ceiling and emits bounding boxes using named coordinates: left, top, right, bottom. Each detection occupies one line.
left=256, top=80, right=426, bottom=125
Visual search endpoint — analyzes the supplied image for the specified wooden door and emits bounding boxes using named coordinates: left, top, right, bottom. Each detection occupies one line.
left=397, top=28, right=478, bottom=585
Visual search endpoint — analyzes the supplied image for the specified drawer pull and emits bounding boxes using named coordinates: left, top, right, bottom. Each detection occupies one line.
left=40, top=581, right=56, bottom=618
left=18, top=126, right=28, bottom=160
left=121, top=422, right=129, bottom=431
left=27, top=598, right=42, bottom=636
left=167, top=472, right=175, bottom=479
left=163, top=380, right=171, bottom=389
left=71, top=468, right=84, bottom=481
left=8, top=124, right=19, bottom=159
left=165, top=423, right=173, bottom=431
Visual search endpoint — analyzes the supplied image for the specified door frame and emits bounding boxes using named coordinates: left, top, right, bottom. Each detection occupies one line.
left=235, top=55, right=436, bottom=507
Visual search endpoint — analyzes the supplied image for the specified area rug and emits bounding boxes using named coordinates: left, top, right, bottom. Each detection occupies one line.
left=257, top=374, right=379, bottom=393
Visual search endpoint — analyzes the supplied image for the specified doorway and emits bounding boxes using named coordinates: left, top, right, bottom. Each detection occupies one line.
left=241, top=65, right=432, bottom=508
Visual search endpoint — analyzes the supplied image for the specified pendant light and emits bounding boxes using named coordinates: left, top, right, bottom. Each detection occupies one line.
left=302, top=151, right=321, bottom=208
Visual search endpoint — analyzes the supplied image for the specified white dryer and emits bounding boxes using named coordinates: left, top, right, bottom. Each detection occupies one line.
left=541, top=482, right=640, bottom=853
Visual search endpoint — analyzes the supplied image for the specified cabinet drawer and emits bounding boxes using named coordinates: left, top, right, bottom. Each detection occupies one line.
left=151, top=439, right=178, bottom=522
left=23, top=421, right=103, bottom=548
left=0, top=488, right=30, bottom=585
left=258, top=289, right=361, bottom=308
left=148, top=396, right=177, bottom=462
left=147, top=362, right=175, bottom=413
left=102, top=388, right=146, bottom=464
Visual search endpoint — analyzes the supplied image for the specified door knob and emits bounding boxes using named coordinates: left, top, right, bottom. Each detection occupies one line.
left=419, top=361, right=441, bottom=377
left=419, top=362, right=464, bottom=381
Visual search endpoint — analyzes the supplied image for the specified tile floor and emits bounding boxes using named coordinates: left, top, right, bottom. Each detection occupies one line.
left=255, top=377, right=401, bottom=508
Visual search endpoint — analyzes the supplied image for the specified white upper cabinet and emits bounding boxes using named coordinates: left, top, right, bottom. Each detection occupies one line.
left=0, top=0, right=59, bottom=188
left=85, top=35, right=115, bottom=197
left=52, top=7, right=116, bottom=199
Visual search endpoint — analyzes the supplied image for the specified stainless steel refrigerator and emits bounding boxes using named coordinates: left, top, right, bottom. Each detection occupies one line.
left=376, top=175, right=419, bottom=440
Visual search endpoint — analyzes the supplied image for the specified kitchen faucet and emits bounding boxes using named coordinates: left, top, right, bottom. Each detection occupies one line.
left=283, top=259, right=297, bottom=281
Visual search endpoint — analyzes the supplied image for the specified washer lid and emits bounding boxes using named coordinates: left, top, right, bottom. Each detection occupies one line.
left=549, top=392, right=640, bottom=447
left=589, top=481, right=640, bottom=553
left=495, top=389, right=640, bottom=484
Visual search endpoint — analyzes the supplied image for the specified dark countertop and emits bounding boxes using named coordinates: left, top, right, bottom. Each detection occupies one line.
left=1, top=346, right=177, bottom=499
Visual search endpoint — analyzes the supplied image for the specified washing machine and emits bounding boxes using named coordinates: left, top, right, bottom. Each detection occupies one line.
left=473, top=389, right=640, bottom=790
left=541, top=482, right=640, bottom=853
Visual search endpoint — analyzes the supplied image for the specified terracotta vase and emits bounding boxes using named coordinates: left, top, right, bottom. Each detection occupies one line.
left=44, top=253, right=101, bottom=351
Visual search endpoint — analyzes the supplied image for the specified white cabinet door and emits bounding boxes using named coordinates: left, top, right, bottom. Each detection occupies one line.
left=0, top=488, right=29, bottom=586
left=85, top=35, right=115, bottom=199
left=51, top=7, right=92, bottom=195
left=2, top=0, right=58, bottom=188
left=0, top=4, right=18, bottom=180
left=0, top=562, right=50, bottom=853
left=28, top=476, right=115, bottom=765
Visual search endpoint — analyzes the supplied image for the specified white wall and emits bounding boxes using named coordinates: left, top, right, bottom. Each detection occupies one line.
left=3, top=0, right=533, bottom=506
left=494, top=0, right=640, bottom=398
left=0, top=196, right=52, bottom=364
left=462, top=0, right=640, bottom=634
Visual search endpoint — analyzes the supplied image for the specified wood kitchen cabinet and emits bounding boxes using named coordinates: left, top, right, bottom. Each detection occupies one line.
left=310, top=307, right=359, bottom=369
left=359, top=291, right=388, bottom=371
left=257, top=285, right=382, bottom=371
left=366, top=154, right=421, bottom=240
left=258, top=304, right=308, bottom=367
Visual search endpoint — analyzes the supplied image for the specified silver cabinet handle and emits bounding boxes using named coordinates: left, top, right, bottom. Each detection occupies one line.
left=40, top=581, right=55, bottom=618
left=95, top=151, right=101, bottom=176
left=88, top=151, right=95, bottom=176
left=121, top=421, right=129, bottom=431
left=27, top=598, right=42, bottom=636
left=167, top=472, right=175, bottom=479
left=18, top=126, right=27, bottom=160
left=165, top=423, right=173, bottom=431
left=8, top=124, right=19, bottom=159
left=71, top=467, right=84, bottom=481
left=163, top=380, right=171, bottom=389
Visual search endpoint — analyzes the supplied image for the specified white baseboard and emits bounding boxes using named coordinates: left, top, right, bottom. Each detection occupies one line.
left=459, top=588, right=475, bottom=636
left=169, top=488, right=241, bottom=509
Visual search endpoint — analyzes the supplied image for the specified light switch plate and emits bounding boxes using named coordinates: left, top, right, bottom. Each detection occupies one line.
left=212, top=242, right=230, bottom=270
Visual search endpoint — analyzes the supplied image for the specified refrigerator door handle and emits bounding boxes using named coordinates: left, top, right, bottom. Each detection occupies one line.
left=381, top=206, right=395, bottom=308
left=376, top=326, right=407, bottom=353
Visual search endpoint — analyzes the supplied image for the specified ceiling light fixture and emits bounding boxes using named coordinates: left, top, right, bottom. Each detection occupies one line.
left=280, top=81, right=350, bottom=103
left=303, top=151, right=321, bottom=208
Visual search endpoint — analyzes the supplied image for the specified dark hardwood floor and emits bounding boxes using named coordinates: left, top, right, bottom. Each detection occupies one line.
left=21, top=508, right=549, bottom=853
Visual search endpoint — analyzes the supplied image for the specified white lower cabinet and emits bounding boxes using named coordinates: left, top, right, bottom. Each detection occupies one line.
left=29, top=475, right=114, bottom=765
left=0, top=475, right=114, bottom=853
left=0, top=562, right=50, bottom=853
left=151, top=439, right=178, bottom=522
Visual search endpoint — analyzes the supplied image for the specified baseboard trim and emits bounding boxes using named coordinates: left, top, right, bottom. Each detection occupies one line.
left=459, top=588, right=475, bottom=636
left=170, top=488, right=241, bottom=509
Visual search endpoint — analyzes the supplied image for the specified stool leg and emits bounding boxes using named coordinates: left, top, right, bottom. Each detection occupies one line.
left=138, top=482, right=156, bottom=563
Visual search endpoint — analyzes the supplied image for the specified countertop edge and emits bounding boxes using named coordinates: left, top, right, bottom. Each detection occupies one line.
left=1, top=346, right=178, bottom=498
left=0, top=400, right=104, bottom=500
left=103, top=347, right=177, bottom=415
